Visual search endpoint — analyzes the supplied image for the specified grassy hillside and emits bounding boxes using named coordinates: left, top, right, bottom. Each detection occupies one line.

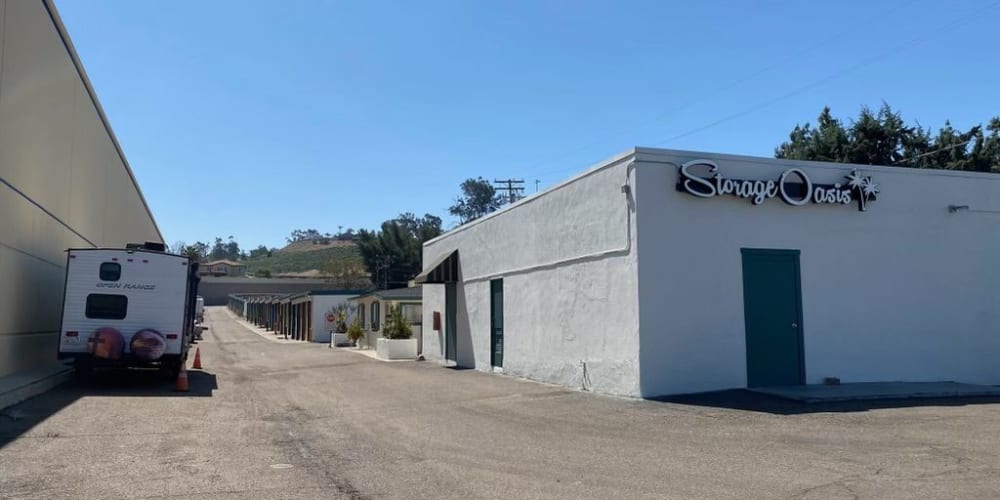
left=244, top=244, right=363, bottom=275
left=279, top=239, right=356, bottom=253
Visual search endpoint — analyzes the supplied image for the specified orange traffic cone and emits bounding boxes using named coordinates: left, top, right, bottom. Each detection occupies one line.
left=192, top=348, right=203, bottom=370
left=174, top=364, right=189, bottom=392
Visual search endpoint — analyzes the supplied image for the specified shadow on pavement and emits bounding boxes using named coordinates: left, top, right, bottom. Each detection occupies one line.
left=81, top=368, right=218, bottom=398
left=0, top=369, right=217, bottom=449
left=654, top=389, right=1000, bottom=415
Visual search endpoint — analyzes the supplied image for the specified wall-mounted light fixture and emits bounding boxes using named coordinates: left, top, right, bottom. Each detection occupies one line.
left=948, top=205, right=970, bottom=213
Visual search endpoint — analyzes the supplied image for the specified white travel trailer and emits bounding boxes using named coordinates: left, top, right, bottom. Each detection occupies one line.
left=58, top=243, right=201, bottom=378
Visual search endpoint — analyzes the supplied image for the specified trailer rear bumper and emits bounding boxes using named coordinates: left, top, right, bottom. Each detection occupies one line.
left=59, top=351, right=187, bottom=367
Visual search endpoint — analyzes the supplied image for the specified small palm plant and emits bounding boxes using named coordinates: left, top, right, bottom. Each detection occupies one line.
left=334, top=303, right=350, bottom=334
left=347, top=318, right=365, bottom=347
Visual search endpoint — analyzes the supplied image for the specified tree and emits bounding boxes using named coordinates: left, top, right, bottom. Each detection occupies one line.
left=248, top=245, right=270, bottom=259
left=776, top=103, right=1000, bottom=173
left=181, top=242, right=208, bottom=262
left=356, top=213, right=443, bottom=289
left=449, top=177, right=503, bottom=224
left=209, top=237, right=226, bottom=260
left=320, top=260, right=372, bottom=289
left=287, top=229, right=325, bottom=243
left=208, top=236, right=241, bottom=261
left=225, top=237, right=241, bottom=260
left=337, top=228, right=357, bottom=241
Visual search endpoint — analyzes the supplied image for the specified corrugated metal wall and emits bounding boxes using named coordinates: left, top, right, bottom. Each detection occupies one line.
left=0, top=0, right=162, bottom=378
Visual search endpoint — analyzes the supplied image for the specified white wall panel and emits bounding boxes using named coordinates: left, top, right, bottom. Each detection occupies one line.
left=0, top=0, right=162, bottom=378
left=635, top=148, right=1000, bottom=396
left=0, top=0, right=74, bottom=217
left=423, top=154, right=641, bottom=396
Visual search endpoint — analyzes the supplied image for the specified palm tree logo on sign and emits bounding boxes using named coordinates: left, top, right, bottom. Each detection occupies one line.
left=844, top=170, right=879, bottom=211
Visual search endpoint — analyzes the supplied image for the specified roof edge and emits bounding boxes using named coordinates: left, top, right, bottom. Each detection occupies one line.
left=42, top=0, right=165, bottom=243
left=633, top=146, right=1000, bottom=181
left=423, top=147, right=638, bottom=247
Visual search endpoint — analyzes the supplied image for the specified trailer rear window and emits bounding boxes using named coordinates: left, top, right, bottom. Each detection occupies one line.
left=99, top=262, right=121, bottom=281
left=85, top=294, right=128, bottom=320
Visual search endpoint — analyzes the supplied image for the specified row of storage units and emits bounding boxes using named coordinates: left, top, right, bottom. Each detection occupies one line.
left=227, top=290, right=363, bottom=343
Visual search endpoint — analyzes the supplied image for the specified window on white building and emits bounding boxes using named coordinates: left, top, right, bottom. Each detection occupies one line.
left=400, top=303, right=422, bottom=325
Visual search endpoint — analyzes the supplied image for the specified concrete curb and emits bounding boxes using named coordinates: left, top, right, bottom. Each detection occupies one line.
left=0, top=363, right=74, bottom=412
left=223, top=308, right=301, bottom=344
left=329, top=345, right=414, bottom=363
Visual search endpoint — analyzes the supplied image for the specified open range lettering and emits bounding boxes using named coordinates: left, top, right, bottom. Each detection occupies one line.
left=96, top=283, right=156, bottom=290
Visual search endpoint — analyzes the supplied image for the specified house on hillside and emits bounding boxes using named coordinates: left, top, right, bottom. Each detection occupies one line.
left=349, top=288, right=423, bottom=352
left=199, top=259, right=246, bottom=277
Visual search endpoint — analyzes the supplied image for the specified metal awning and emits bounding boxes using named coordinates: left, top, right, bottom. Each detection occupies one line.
left=414, top=250, right=459, bottom=284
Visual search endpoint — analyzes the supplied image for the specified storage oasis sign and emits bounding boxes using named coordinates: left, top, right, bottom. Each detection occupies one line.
left=677, top=160, right=879, bottom=211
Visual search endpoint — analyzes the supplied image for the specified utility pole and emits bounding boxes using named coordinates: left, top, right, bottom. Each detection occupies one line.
left=494, top=179, right=525, bottom=204
left=535, top=179, right=540, bottom=193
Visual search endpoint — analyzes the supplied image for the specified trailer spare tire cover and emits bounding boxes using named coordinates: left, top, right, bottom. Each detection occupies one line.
left=131, top=329, right=167, bottom=361
left=88, top=327, right=125, bottom=360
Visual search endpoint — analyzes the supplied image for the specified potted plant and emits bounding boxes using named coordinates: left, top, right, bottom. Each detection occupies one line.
left=331, top=304, right=353, bottom=347
left=347, top=318, right=365, bottom=348
left=376, top=305, right=417, bottom=360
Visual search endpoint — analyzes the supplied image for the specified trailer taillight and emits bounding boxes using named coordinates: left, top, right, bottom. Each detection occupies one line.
left=65, top=331, right=78, bottom=337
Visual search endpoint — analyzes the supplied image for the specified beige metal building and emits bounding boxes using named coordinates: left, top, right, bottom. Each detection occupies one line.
left=0, top=0, right=162, bottom=380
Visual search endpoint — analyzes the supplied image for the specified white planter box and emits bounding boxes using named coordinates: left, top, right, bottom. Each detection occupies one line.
left=332, top=333, right=352, bottom=347
left=376, top=338, right=417, bottom=360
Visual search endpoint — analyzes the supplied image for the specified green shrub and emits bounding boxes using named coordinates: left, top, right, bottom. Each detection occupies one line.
left=382, top=305, right=413, bottom=340
left=347, top=318, right=365, bottom=345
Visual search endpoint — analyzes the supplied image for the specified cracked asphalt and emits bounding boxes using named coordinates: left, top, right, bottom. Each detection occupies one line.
left=3, top=307, right=1000, bottom=499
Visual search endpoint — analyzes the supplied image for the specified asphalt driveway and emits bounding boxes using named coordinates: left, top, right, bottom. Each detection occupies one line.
left=3, top=307, right=1000, bottom=499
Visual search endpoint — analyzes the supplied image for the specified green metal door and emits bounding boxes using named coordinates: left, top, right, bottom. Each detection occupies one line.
left=490, top=279, right=504, bottom=368
left=445, top=283, right=457, bottom=362
left=741, top=249, right=804, bottom=387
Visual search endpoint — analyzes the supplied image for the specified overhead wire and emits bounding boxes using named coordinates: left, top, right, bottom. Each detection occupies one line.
left=525, top=0, right=922, bottom=178
left=529, top=0, right=999, bottom=181
left=648, top=0, right=1000, bottom=147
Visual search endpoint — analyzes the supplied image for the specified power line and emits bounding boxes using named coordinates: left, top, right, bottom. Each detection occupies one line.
left=650, top=0, right=1000, bottom=147
left=524, top=0, right=922, bottom=178
left=891, top=139, right=974, bottom=165
left=494, top=179, right=525, bottom=204
left=528, top=0, right=997, bottom=182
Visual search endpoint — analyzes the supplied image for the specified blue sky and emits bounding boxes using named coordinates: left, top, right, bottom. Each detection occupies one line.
left=57, top=0, right=1000, bottom=249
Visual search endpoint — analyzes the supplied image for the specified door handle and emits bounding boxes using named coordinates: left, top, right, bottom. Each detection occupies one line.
left=791, top=323, right=799, bottom=328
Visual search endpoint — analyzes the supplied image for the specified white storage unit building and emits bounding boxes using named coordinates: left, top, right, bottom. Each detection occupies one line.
left=306, top=290, right=363, bottom=344
left=418, top=147, right=1000, bottom=397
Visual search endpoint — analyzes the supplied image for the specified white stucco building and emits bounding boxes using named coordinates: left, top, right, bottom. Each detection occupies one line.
left=418, top=147, right=1000, bottom=397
